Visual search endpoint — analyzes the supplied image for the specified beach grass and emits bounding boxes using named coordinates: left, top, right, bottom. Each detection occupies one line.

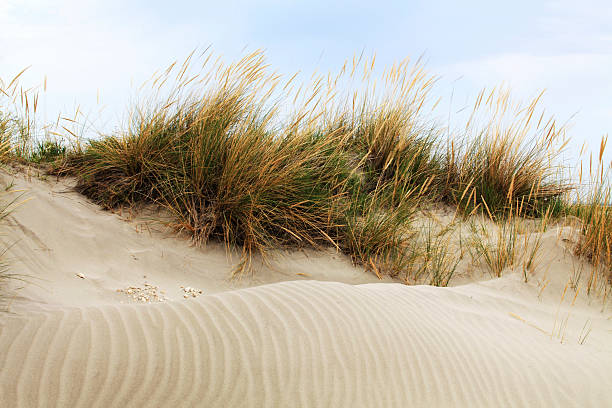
left=0, top=80, right=27, bottom=301
left=1, top=50, right=610, bottom=286
left=57, top=51, right=440, bottom=275
left=571, top=136, right=612, bottom=292
left=441, top=88, right=571, bottom=218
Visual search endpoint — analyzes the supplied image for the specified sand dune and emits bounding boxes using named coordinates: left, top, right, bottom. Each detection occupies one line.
left=0, top=171, right=390, bottom=310
left=1, top=280, right=610, bottom=407
left=0, top=170, right=611, bottom=407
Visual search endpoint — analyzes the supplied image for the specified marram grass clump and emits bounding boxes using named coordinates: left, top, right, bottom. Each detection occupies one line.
left=58, top=51, right=581, bottom=279
left=442, top=88, right=571, bottom=219
left=6, top=49, right=609, bottom=288
left=61, top=51, right=436, bottom=276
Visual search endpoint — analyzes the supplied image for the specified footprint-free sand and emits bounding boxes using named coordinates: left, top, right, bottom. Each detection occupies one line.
left=1, top=170, right=610, bottom=407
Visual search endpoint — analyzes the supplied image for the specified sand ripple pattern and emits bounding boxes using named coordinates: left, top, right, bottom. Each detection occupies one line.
left=1, top=281, right=610, bottom=407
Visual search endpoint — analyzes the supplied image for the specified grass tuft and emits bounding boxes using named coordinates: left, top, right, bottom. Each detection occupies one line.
left=572, top=136, right=612, bottom=292
left=443, top=88, right=571, bottom=218
left=2, top=51, right=608, bottom=288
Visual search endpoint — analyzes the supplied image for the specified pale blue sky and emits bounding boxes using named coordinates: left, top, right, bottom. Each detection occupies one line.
left=1, top=0, right=611, bottom=167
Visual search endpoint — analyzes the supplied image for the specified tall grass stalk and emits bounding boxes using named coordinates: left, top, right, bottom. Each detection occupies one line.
left=1, top=68, right=72, bottom=166
left=469, top=205, right=550, bottom=279
left=572, top=135, right=612, bottom=293
left=443, top=88, right=571, bottom=218
left=409, top=220, right=460, bottom=286
left=0, top=90, right=27, bottom=304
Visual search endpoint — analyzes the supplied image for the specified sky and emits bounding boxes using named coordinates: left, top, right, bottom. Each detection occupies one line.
left=1, top=0, right=611, bottom=169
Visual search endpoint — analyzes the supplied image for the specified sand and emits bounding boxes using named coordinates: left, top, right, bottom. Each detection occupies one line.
left=0, top=169, right=611, bottom=407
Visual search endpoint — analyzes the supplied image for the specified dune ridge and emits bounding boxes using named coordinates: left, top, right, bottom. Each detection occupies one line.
left=2, top=280, right=610, bottom=407
left=0, top=170, right=610, bottom=407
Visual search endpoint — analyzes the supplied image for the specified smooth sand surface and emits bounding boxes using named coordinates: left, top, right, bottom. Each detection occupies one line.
left=1, top=170, right=611, bottom=407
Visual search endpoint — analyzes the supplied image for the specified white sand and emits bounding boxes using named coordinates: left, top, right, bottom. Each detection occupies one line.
left=0, top=170, right=391, bottom=310
left=0, top=170, right=611, bottom=407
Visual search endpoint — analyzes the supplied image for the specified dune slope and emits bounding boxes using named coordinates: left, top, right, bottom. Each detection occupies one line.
left=0, top=170, right=611, bottom=407
left=1, top=280, right=611, bottom=407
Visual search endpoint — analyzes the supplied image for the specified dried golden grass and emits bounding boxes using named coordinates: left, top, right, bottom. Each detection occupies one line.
left=7, top=50, right=603, bottom=285
left=61, top=51, right=437, bottom=275
left=443, top=88, right=571, bottom=218
left=572, top=135, right=612, bottom=292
